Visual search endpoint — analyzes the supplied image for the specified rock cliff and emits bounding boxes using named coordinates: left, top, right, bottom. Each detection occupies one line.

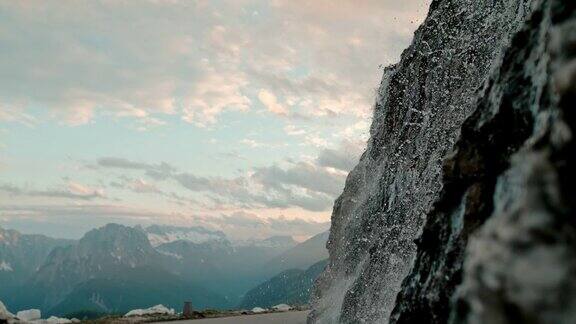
left=310, top=0, right=576, bottom=323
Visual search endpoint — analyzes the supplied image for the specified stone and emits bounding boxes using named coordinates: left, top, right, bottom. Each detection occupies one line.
left=0, top=301, right=14, bottom=321
left=16, top=309, right=41, bottom=322
left=45, top=316, right=72, bottom=324
left=124, top=304, right=175, bottom=317
left=272, top=304, right=291, bottom=312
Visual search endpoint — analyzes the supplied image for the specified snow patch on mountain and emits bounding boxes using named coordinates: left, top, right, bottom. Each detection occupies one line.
left=0, top=261, right=13, bottom=272
left=157, top=250, right=183, bottom=260
left=145, top=225, right=227, bottom=247
left=234, top=235, right=297, bottom=249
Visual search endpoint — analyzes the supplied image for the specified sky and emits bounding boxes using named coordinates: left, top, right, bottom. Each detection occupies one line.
left=0, top=0, right=430, bottom=240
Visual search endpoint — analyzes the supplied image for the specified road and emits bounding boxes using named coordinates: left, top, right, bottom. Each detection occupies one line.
left=158, top=311, right=309, bottom=324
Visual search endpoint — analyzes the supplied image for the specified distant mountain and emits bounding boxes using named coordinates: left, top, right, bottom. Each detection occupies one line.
left=263, top=231, right=329, bottom=277
left=235, top=235, right=297, bottom=249
left=230, top=235, right=298, bottom=279
left=2, top=223, right=322, bottom=316
left=144, top=225, right=227, bottom=247
left=49, top=266, right=227, bottom=316
left=145, top=224, right=297, bottom=253
left=239, top=259, right=328, bottom=309
left=156, top=233, right=297, bottom=306
left=0, top=227, right=72, bottom=290
left=157, top=239, right=235, bottom=285
left=31, top=223, right=164, bottom=305
left=5, top=224, right=225, bottom=314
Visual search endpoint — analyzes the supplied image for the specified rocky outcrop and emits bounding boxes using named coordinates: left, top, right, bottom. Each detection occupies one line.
left=310, top=0, right=575, bottom=323
left=448, top=3, right=576, bottom=323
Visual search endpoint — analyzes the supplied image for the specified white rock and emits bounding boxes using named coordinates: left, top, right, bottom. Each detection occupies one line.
left=125, top=304, right=175, bottom=317
left=271, top=304, right=291, bottom=312
left=251, top=307, right=266, bottom=313
left=70, top=318, right=80, bottom=323
left=46, top=316, right=72, bottom=323
left=16, top=309, right=41, bottom=321
left=0, top=300, right=14, bottom=320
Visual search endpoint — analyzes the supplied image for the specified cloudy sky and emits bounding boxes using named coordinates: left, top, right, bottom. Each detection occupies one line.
left=0, top=0, right=429, bottom=240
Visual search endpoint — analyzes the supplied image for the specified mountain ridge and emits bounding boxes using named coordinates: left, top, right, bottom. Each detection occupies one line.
left=240, top=259, right=328, bottom=309
left=0, top=227, right=72, bottom=289
left=1, top=223, right=327, bottom=316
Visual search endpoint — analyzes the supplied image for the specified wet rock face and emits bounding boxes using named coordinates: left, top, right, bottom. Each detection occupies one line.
left=310, top=0, right=575, bottom=323
left=451, top=2, right=576, bottom=323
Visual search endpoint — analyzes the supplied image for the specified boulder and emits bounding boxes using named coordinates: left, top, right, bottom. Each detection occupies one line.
left=46, top=316, right=72, bottom=324
left=124, top=304, right=175, bottom=317
left=16, top=309, right=41, bottom=322
left=0, top=301, right=14, bottom=321
left=271, top=304, right=291, bottom=312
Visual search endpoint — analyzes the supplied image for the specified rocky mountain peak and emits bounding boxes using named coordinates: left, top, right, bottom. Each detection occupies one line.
left=27, top=223, right=163, bottom=310
left=0, top=227, right=20, bottom=246
left=77, top=223, right=154, bottom=256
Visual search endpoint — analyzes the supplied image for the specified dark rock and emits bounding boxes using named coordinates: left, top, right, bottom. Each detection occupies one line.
left=450, top=2, right=576, bottom=323
left=310, top=0, right=575, bottom=323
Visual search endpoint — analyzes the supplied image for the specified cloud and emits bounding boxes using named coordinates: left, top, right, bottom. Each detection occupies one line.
left=89, top=130, right=367, bottom=213
left=181, top=71, right=251, bottom=127
left=0, top=182, right=105, bottom=201
left=0, top=0, right=429, bottom=126
left=0, top=204, right=329, bottom=240
left=171, top=165, right=340, bottom=212
left=0, top=204, right=175, bottom=239
left=258, top=89, right=288, bottom=116
left=317, top=139, right=365, bottom=171
left=239, top=139, right=264, bottom=148
left=284, top=124, right=306, bottom=136
left=266, top=214, right=329, bottom=236
left=97, top=157, right=155, bottom=170
left=218, top=211, right=330, bottom=240
left=96, top=157, right=176, bottom=180
left=253, top=162, right=345, bottom=196
left=0, top=104, right=37, bottom=127
left=220, top=211, right=266, bottom=228
left=108, top=175, right=196, bottom=206
left=0, top=0, right=429, bottom=240
left=217, top=151, right=246, bottom=160
left=93, top=155, right=343, bottom=212
left=305, top=134, right=330, bottom=148
left=126, top=178, right=161, bottom=194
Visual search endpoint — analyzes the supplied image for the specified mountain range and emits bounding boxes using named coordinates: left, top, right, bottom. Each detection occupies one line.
left=239, top=259, right=328, bottom=309
left=264, top=231, right=329, bottom=276
left=0, top=223, right=328, bottom=316
left=0, top=227, right=72, bottom=288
